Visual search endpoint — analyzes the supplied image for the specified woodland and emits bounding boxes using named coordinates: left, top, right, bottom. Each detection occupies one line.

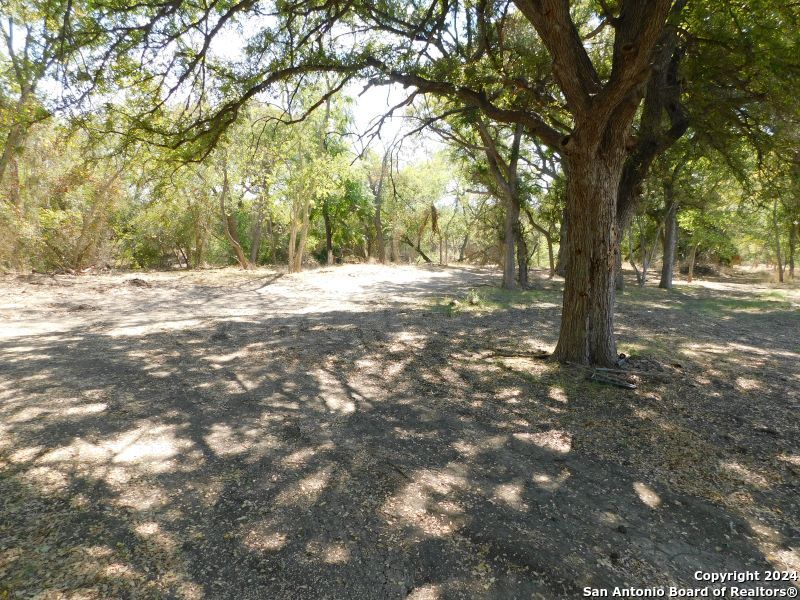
left=0, top=1, right=799, bottom=598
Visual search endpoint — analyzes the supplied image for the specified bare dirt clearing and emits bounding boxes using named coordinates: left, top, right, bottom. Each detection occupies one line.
left=1, top=265, right=798, bottom=599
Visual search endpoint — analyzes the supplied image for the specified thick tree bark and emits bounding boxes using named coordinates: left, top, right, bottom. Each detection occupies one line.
left=553, top=154, right=622, bottom=366
left=555, top=208, right=568, bottom=277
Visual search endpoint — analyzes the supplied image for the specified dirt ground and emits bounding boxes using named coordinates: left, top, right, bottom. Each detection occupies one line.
left=1, top=264, right=798, bottom=599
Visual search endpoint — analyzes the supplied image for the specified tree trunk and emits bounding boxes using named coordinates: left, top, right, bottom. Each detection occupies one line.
left=687, top=243, right=698, bottom=282
left=474, top=121, right=523, bottom=289
left=555, top=208, right=568, bottom=277
left=458, top=232, right=469, bottom=262
left=293, top=199, right=311, bottom=272
left=553, top=155, right=620, bottom=367
left=773, top=199, right=784, bottom=283
left=391, top=229, right=401, bottom=262
left=523, top=206, right=555, bottom=278
left=659, top=199, right=678, bottom=289
left=502, top=195, right=518, bottom=289
left=249, top=199, right=265, bottom=264
left=193, top=221, right=206, bottom=268
left=402, top=235, right=432, bottom=263
left=789, top=219, right=797, bottom=280
left=630, top=218, right=663, bottom=287
left=368, top=150, right=390, bottom=264
left=614, top=22, right=689, bottom=291
left=323, top=199, right=334, bottom=265
left=614, top=246, right=624, bottom=292
left=218, top=158, right=250, bottom=269
left=374, top=203, right=385, bottom=263
left=222, top=206, right=250, bottom=269
left=516, top=221, right=528, bottom=288
left=267, top=213, right=276, bottom=263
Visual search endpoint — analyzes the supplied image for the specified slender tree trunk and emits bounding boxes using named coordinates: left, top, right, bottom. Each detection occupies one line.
left=523, top=206, right=555, bottom=278
left=630, top=219, right=663, bottom=287
left=402, top=235, right=432, bottom=263
left=267, top=213, right=276, bottom=263
left=687, top=243, right=698, bottom=282
left=294, top=199, right=311, bottom=272
left=516, top=221, right=528, bottom=288
left=773, top=199, right=784, bottom=283
left=553, top=155, right=621, bottom=367
left=249, top=195, right=267, bottom=265
left=363, top=216, right=373, bottom=260
left=659, top=199, right=678, bottom=289
left=222, top=205, right=250, bottom=269
left=458, top=232, right=469, bottom=262
left=216, top=158, right=250, bottom=269
left=789, top=219, right=797, bottom=279
left=374, top=203, right=385, bottom=263
left=193, top=222, right=206, bottom=268
left=391, top=229, right=400, bottom=262
left=474, top=121, right=523, bottom=289
left=502, top=195, right=518, bottom=289
left=369, top=151, right=390, bottom=264
left=288, top=217, right=297, bottom=269
left=323, top=199, right=334, bottom=265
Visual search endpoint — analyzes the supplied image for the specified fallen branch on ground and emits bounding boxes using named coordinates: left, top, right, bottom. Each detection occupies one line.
left=590, top=371, right=637, bottom=390
left=486, top=347, right=551, bottom=359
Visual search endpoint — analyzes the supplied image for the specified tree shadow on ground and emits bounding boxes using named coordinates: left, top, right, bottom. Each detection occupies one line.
left=1, top=267, right=798, bottom=599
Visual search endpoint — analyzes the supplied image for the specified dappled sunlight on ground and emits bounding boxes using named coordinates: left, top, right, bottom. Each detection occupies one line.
left=0, top=265, right=798, bottom=598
